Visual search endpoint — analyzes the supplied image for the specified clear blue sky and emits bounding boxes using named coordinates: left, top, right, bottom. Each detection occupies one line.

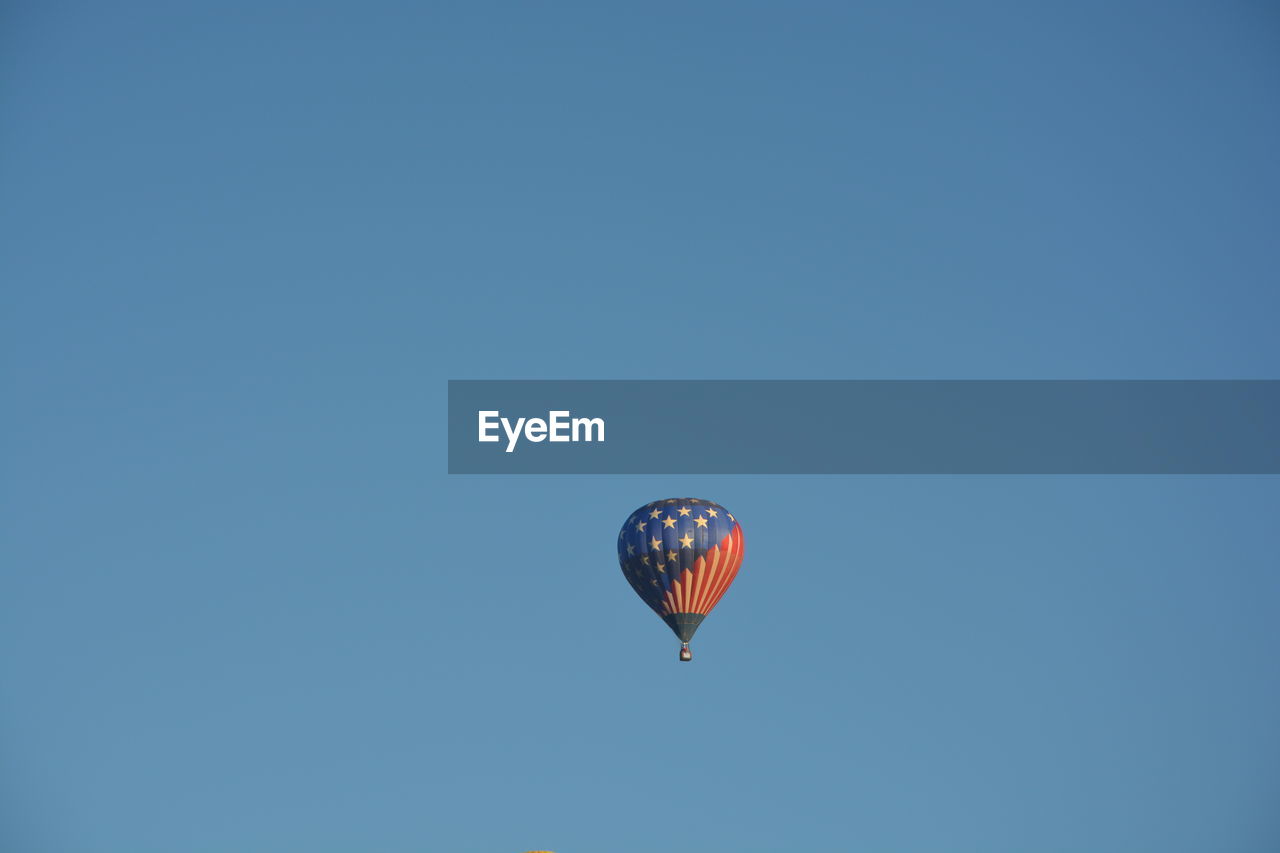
left=4, top=2, right=1279, bottom=851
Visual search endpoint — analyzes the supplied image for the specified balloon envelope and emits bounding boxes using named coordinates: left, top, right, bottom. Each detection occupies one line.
left=617, top=498, right=744, bottom=643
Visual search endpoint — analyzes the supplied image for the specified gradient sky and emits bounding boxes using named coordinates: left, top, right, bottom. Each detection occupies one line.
left=4, top=2, right=1279, bottom=852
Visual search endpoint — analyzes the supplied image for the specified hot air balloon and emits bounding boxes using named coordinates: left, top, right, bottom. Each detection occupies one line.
left=617, top=498, right=744, bottom=661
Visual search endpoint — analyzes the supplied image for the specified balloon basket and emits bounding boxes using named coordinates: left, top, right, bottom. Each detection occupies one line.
left=679, top=643, right=692, bottom=662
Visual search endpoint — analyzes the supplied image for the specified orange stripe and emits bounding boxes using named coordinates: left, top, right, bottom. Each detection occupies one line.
left=721, top=526, right=745, bottom=605
left=721, top=526, right=744, bottom=606
left=696, top=540, right=716, bottom=607
left=689, top=554, right=708, bottom=615
left=660, top=524, right=746, bottom=618
left=700, top=531, right=733, bottom=613
left=694, top=542, right=722, bottom=614
left=703, top=526, right=742, bottom=615
left=705, top=545, right=726, bottom=612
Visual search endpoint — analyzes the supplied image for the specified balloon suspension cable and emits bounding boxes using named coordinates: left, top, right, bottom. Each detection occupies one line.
left=679, top=642, right=692, bottom=662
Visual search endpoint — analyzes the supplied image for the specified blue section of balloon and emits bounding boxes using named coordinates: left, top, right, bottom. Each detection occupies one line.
left=617, top=498, right=736, bottom=610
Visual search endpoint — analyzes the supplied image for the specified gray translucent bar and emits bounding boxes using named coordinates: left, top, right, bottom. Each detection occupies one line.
left=447, top=381, right=1280, bottom=474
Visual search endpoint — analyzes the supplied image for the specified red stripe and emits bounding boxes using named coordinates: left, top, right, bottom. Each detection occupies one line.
left=700, top=525, right=743, bottom=615
left=675, top=525, right=744, bottom=616
left=691, top=540, right=720, bottom=614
